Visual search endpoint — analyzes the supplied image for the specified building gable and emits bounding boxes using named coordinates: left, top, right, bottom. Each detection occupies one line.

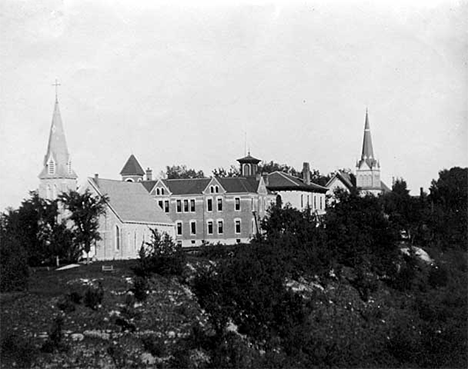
left=203, top=178, right=226, bottom=195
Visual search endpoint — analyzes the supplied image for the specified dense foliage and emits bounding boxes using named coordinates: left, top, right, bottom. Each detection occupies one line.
left=0, top=190, right=108, bottom=291
left=166, top=165, right=205, bottom=179
left=189, top=167, right=467, bottom=368
left=59, top=189, right=108, bottom=263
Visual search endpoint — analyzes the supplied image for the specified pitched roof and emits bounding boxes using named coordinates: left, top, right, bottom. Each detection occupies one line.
left=217, top=177, right=259, bottom=193
left=326, top=171, right=355, bottom=191
left=120, top=154, right=145, bottom=176
left=157, top=177, right=262, bottom=195
left=39, top=100, right=77, bottom=179
left=88, top=177, right=173, bottom=224
left=141, top=180, right=157, bottom=192
left=162, top=178, right=211, bottom=195
left=266, top=171, right=328, bottom=193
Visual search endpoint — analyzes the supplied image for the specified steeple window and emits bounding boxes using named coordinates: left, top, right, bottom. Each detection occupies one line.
left=48, top=159, right=56, bottom=175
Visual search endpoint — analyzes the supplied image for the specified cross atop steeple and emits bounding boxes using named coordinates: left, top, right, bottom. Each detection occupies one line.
left=52, top=79, right=61, bottom=102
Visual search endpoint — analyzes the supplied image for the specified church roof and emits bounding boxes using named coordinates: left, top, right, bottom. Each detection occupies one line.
left=39, top=100, right=77, bottom=179
left=88, top=177, right=172, bottom=225
left=266, top=171, right=328, bottom=193
left=120, top=154, right=145, bottom=176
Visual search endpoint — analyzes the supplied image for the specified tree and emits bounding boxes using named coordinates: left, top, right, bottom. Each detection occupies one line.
left=258, top=161, right=300, bottom=176
left=212, top=165, right=240, bottom=177
left=429, top=167, right=468, bottom=248
left=59, top=189, right=108, bottom=263
left=1, top=192, right=76, bottom=266
left=325, top=189, right=399, bottom=279
left=166, top=165, right=205, bottom=179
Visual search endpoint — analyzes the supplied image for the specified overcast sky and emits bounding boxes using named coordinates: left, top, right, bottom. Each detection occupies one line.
left=1, top=0, right=467, bottom=210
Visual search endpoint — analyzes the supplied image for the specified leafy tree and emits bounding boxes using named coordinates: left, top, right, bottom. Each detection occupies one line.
left=166, top=165, right=205, bottom=179
left=258, top=161, right=300, bottom=176
left=1, top=192, right=76, bottom=266
left=428, top=167, right=467, bottom=248
left=59, top=189, right=108, bottom=263
left=212, top=165, right=240, bottom=177
left=325, top=189, right=399, bottom=279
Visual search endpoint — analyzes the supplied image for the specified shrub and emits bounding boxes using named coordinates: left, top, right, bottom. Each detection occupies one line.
left=41, top=316, right=68, bottom=353
left=134, top=229, right=186, bottom=277
left=83, top=283, right=104, bottom=310
left=131, top=276, right=149, bottom=302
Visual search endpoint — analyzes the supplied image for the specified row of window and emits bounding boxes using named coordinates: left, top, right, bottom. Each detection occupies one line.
left=158, top=197, right=243, bottom=213
left=300, top=194, right=324, bottom=210
left=176, top=219, right=242, bottom=236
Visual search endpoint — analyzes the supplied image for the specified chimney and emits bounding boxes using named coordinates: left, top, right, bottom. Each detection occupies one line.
left=94, top=173, right=99, bottom=186
left=303, top=162, right=311, bottom=185
left=146, top=168, right=153, bottom=181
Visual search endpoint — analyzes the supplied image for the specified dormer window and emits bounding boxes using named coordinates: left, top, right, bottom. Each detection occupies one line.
left=210, top=186, right=214, bottom=193
left=156, top=188, right=160, bottom=195
left=215, top=186, right=219, bottom=193
left=161, top=188, right=165, bottom=195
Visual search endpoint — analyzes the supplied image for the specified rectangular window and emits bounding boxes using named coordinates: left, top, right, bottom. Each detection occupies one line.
left=176, top=200, right=182, bottom=213
left=207, top=198, right=213, bottom=212
left=190, top=221, right=196, bottom=235
left=207, top=221, right=213, bottom=235
left=235, top=220, right=241, bottom=234
left=158, top=200, right=163, bottom=209
left=314, top=196, right=317, bottom=210
left=176, top=222, right=182, bottom=236
left=184, top=199, right=189, bottom=212
left=235, top=197, right=241, bottom=211
left=217, top=198, right=223, bottom=211
left=320, top=196, right=323, bottom=210
left=190, top=199, right=195, bottom=212
left=217, top=220, right=224, bottom=234
left=164, top=200, right=169, bottom=213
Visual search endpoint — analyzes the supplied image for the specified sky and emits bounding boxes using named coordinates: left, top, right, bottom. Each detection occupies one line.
left=1, top=0, right=467, bottom=210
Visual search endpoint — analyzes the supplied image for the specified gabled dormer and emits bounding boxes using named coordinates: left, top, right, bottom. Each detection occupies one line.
left=151, top=179, right=172, bottom=196
left=203, top=177, right=226, bottom=195
left=257, top=176, right=268, bottom=195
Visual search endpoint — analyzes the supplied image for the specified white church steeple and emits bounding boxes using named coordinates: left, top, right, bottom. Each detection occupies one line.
left=38, top=89, right=77, bottom=200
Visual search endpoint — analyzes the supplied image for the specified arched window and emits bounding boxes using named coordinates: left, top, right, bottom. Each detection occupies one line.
left=126, top=178, right=134, bottom=182
left=115, top=225, right=121, bottom=250
left=156, top=188, right=160, bottom=195
left=276, top=194, right=282, bottom=207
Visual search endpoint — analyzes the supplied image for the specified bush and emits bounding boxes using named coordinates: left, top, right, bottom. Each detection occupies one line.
left=131, top=276, right=149, bottom=302
left=134, top=229, right=186, bottom=277
left=83, top=283, right=104, bottom=310
left=41, top=316, right=68, bottom=353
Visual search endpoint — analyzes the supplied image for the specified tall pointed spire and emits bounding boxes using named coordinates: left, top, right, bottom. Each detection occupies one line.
left=39, top=99, right=77, bottom=180
left=38, top=95, right=77, bottom=200
left=360, top=108, right=376, bottom=167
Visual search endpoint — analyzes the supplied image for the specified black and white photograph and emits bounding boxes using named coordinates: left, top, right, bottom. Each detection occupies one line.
left=1, top=0, right=467, bottom=368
